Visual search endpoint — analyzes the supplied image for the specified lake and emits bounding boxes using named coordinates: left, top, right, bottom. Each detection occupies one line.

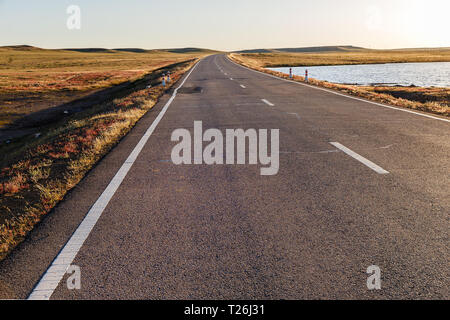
left=268, top=62, right=450, bottom=87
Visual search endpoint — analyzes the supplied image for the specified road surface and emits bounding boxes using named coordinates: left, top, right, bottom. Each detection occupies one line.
left=0, top=54, right=448, bottom=300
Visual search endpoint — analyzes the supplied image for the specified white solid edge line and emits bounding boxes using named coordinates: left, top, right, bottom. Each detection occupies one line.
left=261, top=99, right=275, bottom=107
left=227, top=56, right=450, bottom=123
left=27, top=60, right=202, bottom=301
left=287, top=112, right=301, bottom=120
left=330, top=142, right=389, bottom=174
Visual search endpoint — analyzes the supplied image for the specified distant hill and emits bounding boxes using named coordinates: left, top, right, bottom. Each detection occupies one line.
left=63, top=48, right=118, bottom=53
left=57, top=47, right=218, bottom=54
left=0, top=45, right=222, bottom=55
left=0, top=45, right=46, bottom=51
left=235, top=46, right=366, bottom=54
left=234, top=49, right=274, bottom=54
left=2, top=45, right=448, bottom=55
left=160, top=48, right=220, bottom=54
left=112, top=48, right=153, bottom=53
left=274, top=46, right=365, bottom=53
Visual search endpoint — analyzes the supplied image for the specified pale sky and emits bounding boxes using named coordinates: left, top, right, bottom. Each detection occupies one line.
left=0, top=0, right=449, bottom=51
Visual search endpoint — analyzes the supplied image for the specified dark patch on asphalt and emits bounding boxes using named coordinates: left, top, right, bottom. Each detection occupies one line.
left=178, top=86, right=203, bottom=94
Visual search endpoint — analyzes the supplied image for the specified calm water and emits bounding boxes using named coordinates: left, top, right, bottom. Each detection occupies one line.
left=269, top=62, right=450, bottom=87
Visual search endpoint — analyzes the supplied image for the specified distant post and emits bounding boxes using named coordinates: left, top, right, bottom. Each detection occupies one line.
left=305, top=70, right=308, bottom=82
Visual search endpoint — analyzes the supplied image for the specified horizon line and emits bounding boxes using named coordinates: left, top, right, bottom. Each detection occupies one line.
left=1, top=44, right=450, bottom=53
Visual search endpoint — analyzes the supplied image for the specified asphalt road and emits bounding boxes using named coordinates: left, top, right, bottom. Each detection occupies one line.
left=0, top=54, right=448, bottom=300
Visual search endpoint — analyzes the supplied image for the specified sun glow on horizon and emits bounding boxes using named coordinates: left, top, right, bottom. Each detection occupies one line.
left=393, top=0, right=450, bottom=48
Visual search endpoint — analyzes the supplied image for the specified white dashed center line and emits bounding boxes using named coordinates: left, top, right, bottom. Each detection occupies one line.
left=240, top=84, right=246, bottom=89
left=287, top=112, right=301, bottom=119
left=330, top=142, right=389, bottom=174
left=261, top=99, right=274, bottom=106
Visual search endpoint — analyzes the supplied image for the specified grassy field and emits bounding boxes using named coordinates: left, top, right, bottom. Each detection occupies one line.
left=0, top=46, right=211, bottom=260
left=230, top=51, right=450, bottom=117
left=0, top=46, right=214, bottom=129
left=235, top=48, right=450, bottom=67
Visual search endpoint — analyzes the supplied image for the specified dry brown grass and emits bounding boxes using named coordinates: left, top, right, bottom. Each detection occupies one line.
left=0, top=47, right=212, bottom=128
left=0, top=59, right=197, bottom=260
left=236, top=48, right=450, bottom=67
left=229, top=53, right=450, bottom=117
